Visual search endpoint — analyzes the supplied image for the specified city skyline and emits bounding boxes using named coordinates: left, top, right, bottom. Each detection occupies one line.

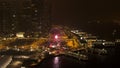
left=0, top=0, right=120, bottom=40
left=0, top=0, right=120, bottom=68
left=0, top=0, right=51, bottom=33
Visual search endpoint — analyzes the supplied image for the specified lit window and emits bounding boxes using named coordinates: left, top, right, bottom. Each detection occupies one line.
left=12, top=24, right=14, bottom=26
left=35, top=10, right=38, bottom=12
left=13, top=14, right=16, bottom=17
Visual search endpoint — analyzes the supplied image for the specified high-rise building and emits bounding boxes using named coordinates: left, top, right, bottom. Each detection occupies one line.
left=0, top=0, right=51, bottom=36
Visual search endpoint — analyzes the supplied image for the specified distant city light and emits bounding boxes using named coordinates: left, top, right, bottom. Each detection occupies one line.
left=16, top=32, right=25, bottom=38
left=55, top=35, right=58, bottom=39
left=35, top=10, right=38, bottom=12
left=52, top=45, right=56, bottom=48
left=80, top=37, right=83, bottom=39
left=102, top=43, right=105, bottom=45
left=13, top=14, right=16, bottom=17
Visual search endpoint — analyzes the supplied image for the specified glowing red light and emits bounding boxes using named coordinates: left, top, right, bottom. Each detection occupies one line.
left=55, top=35, right=58, bottom=39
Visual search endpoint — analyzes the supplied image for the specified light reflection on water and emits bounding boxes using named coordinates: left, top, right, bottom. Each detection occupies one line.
left=36, top=47, right=120, bottom=68
left=53, top=57, right=60, bottom=68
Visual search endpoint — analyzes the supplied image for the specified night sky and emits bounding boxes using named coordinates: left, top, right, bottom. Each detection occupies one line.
left=51, top=0, right=120, bottom=40
left=52, top=0, right=120, bottom=24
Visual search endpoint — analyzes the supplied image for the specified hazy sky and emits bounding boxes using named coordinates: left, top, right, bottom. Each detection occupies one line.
left=51, top=0, right=120, bottom=24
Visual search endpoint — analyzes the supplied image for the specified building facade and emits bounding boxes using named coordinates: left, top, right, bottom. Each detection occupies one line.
left=0, top=0, right=51, bottom=36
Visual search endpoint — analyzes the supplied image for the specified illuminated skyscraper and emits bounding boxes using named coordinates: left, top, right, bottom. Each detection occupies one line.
left=0, top=0, right=51, bottom=36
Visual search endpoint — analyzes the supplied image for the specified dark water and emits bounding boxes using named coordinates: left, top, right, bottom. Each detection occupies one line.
left=35, top=46, right=120, bottom=68
left=35, top=55, right=85, bottom=68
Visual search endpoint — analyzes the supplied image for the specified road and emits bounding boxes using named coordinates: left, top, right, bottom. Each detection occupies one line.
left=0, top=55, right=12, bottom=68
